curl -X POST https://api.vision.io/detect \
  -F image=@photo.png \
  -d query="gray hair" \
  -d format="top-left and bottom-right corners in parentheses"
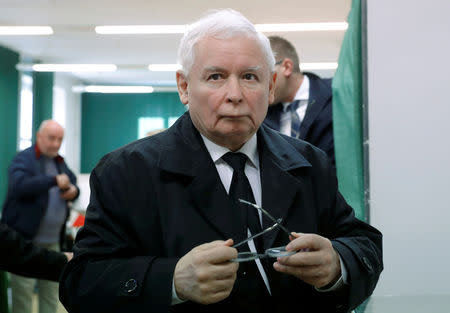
top-left (177, 9), bottom-right (275, 76)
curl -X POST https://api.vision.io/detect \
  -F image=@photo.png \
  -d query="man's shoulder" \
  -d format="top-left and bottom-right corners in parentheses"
top-left (95, 135), bottom-right (162, 172)
top-left (93, 113), bottom-right (193, 177)
top-left (305, 72), bottom-right (332, 90)
top-left (260, 124), bottom-right (329, 162)
top-left (11, 146), bottom-right (36, 163)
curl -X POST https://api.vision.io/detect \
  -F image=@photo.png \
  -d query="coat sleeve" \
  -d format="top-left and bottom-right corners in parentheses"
top-left (59, 153), bottom-right (178, 313)
top-left (62, 161), bottom-right (81, 201)
top-left (0, 223), bottom-right (67, 281)
top-left (8, 152), bottom-right (57, 198)
top-left (318, 156), bottom-right (383, 311)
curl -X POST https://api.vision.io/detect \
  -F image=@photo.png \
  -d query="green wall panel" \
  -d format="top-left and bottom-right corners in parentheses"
top-left (0, 46), bottom-right (19, 211)
top-left (0, 45), bottom-right (19, 313)
top-left (81, 92), bottom-right (185, 173)
top-left (32, 71), bottom-right (53, 139)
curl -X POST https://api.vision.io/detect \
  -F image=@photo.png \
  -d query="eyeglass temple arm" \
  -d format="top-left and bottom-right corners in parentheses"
top-left (232, 219), bottom-right (282, 248)
top-left (238, 199), bottom-right (292, 237)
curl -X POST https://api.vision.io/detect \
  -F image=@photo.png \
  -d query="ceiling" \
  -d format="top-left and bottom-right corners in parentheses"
top-left (0, 0), bottom-right (351, 87)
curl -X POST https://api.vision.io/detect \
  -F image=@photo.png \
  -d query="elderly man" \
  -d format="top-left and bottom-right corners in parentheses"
top-left (2, 119), bottom-right (79, 313)
top-left (60, 9), bottom-right (382, 313)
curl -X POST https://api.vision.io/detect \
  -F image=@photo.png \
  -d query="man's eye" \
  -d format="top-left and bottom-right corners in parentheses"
top-left (243, 73), bottom-right (257, 80)
top-left (208, 73), bottom-right (222, 80)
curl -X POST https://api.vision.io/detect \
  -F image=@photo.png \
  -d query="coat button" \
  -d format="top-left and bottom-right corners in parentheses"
top-left (125, 279), bottom-right (138, 293)
top-left (362, 257), bottom-right (373, 271)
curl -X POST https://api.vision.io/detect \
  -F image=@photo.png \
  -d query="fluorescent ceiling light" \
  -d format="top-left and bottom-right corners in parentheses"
top-left (255, 22), bottom-right (348, 32)
top-left (96, 25), bottom-right (187, 34)
top-left (32, 64), bottom-right (117, 72)
top-left (72, 85), bottom-right (154, 93)
top-left (0, 26), bottom-right (53, 35)
top-left (301, 62), bottom-right (338, 70)
top-left (95, 22), bottom-right (347, 35)
top-left (148, 64), bottom-right (182, 71)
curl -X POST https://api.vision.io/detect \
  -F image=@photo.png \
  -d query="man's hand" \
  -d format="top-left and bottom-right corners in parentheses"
top-left (64, 252), bottom-right (73, 262)
top-left (274, 233), bottom-right (341, 288)
top-left (60, 184), bottom-right (78, 200)
top-left (56, 174), bottom-right (70, 190)
top-left (174, 239), bottom-right (239, 305)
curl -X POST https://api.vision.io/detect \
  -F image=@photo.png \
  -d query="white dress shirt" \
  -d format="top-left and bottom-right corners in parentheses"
top-left (279, 74), bottom-right (310, 136)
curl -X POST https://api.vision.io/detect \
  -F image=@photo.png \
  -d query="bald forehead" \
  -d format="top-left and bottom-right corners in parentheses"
top-left (39, 121), bottom-right (64, 135)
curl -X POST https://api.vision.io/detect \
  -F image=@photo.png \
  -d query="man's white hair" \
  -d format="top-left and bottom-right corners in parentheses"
top-left (177, 9), bottom-right (275, 76)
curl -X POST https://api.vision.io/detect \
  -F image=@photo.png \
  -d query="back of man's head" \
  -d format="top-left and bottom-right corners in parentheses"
top-left (269, 36), bottom-right (301, 74)
top-left (177, 9), bottom-right (275, 77)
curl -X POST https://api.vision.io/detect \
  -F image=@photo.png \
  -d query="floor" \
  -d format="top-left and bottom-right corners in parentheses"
top-left (363, 295), bottom-right (450, 313)
top-left (31, 294), bottom-right (67, 313)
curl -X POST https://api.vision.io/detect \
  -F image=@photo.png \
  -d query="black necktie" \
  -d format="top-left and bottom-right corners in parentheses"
top-left (222, 152), bottom-right (264, 254)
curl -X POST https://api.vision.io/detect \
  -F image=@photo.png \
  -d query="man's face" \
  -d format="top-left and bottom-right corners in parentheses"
top-left (177, 36), bottom-right (276, 151)
top-left (36, 122), bottom-right (64, 158)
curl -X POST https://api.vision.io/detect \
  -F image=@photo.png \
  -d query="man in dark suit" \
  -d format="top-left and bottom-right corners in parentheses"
top-left (60, 9), bottom-right (382, 313)
top-left (264, 36), bottom-right (335, 167)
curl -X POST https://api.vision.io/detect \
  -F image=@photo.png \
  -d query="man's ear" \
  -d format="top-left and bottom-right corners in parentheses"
top-left (176, 71), bottom-right (189, 105)
top-left (269, 72), bottom-right (277, 105)
top-left (282, 58), bottom-right (295, 77)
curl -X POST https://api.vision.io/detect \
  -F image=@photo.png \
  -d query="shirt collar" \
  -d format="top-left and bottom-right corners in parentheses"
top-left (282, 74), bottom-right (310, 111)
top-left (201, 133), bottom-right (259, 169)
top-left (34, 144), bottom-right (64, 163)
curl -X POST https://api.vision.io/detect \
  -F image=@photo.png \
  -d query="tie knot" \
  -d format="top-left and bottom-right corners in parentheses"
top-left (222, 152), bottom-right (247, 172)
top-left (288, 99), bottom-right (300, 112)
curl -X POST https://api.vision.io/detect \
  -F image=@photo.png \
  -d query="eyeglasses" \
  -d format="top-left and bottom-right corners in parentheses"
top-left (231, 199), bottom-right (296, 262)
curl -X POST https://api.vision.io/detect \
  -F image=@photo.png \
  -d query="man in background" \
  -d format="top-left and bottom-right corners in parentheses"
top-left (1, 120), bottom-right (79, 313)
top-left (264, 35), bottom-right (335, 167)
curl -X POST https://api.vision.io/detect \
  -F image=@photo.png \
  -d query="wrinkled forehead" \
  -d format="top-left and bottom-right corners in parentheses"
top-left (40, 124), bottom-right (64, 138)
top-left (193, 35), bottom-right (268, 68)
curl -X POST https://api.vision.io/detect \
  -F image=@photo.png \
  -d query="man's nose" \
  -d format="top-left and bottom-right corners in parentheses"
top-left (226, 77), bottom-right (243, 104)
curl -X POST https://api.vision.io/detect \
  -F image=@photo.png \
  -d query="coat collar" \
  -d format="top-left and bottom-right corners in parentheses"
top-left (34, 144), bottom-right (64, 163)
top-left (158, 113), bottom-right (311, 247)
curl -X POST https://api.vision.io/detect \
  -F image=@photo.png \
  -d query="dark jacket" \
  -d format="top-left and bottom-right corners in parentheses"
top-left (264, 72), bottom-right (335, 167)
top-left (1, 145), bottom-right (79, 249)
top-left (0, 223), bottom-right (67, 281)
top-left (60, 113), bottom-right (382, 313)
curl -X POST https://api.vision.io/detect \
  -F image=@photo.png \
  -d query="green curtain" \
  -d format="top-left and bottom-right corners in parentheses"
top-left (332, 0), bottom-right (365, 221)
top-left (333, 2), bottom-right (371, 311)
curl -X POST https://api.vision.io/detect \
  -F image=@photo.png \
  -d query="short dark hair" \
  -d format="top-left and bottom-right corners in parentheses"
top-left (268, 35), bottom-right (301, 73)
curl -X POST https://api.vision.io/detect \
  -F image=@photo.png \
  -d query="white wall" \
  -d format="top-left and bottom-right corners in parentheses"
top-left (367, 0), bottom-right (450, 296)
top-left (53, 73), bottom-right (82, 174)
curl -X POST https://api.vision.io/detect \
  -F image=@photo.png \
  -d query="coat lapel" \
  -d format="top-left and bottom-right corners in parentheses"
top-left (299, 73), bottom-right (332, 140)
top-left (257, 126), bottom-right (312, 249)
top-left (158, 113), bottom-right (246, 243)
